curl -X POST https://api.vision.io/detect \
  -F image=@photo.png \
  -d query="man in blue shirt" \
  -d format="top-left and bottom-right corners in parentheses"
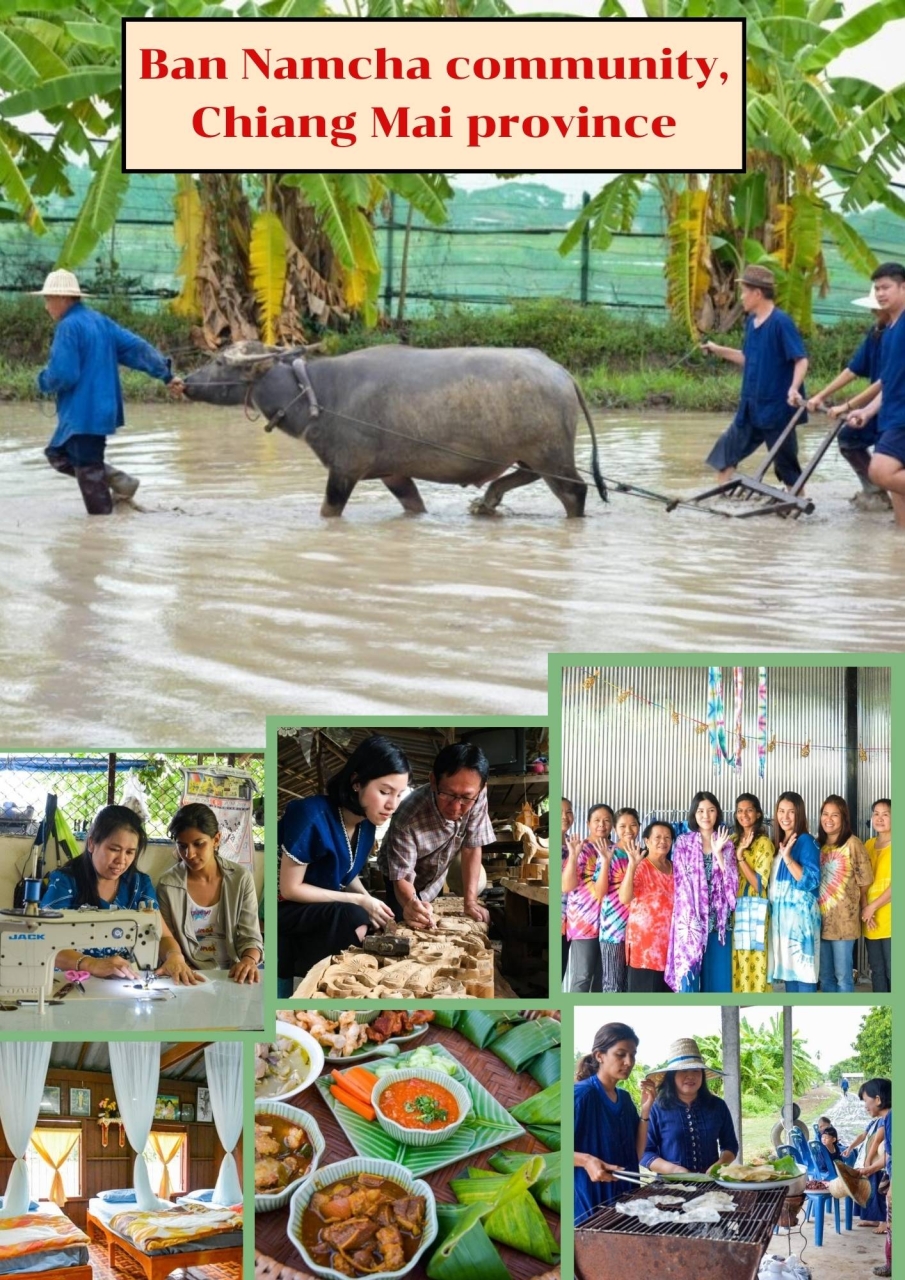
top-left (35, 269), bottom-right (183, 514)
top-left (702, 264), bottom-right (809, 487)
top-left (847, 262), bottom-right (905, 527)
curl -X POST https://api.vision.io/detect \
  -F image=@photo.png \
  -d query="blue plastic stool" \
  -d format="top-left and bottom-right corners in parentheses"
top-left (804, 1190), bottom-right (841, 1245)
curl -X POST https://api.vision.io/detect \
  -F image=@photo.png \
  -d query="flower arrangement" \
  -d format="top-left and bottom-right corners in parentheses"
top-left (97, 1097), bottom-right (120, 1121)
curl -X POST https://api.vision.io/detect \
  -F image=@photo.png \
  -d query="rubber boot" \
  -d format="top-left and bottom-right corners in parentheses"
top-left (74, 464), bottom-right (114, 515)
top-left (105, 464), bottom-right (140, 499)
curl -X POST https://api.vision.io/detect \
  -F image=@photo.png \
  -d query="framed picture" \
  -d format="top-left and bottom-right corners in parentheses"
top-left (180, 1102), bottom-right (194, 1123)
top-left (69, 1087), bottom-right (91, 1118)
top-left (40, 1086), bottom-right (61, 1116)
top-left (154, 1093), bottom-right (180, 1121)
top-left (197, 1088), bottom-right (212, 1123)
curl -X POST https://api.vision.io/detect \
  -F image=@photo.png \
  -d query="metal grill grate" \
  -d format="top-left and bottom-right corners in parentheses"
top-left (578, 1182), bottom-right (786, 1244)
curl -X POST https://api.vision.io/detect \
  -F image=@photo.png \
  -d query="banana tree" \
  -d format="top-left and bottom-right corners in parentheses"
top-left (560, 0), bottom-right (905, 334)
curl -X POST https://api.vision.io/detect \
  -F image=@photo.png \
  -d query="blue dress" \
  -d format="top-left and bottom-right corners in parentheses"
top-left (641, 1096), bottom-right (738, 1173)
top-left (574, 1076), bottom-right (639, 1223)
top-left (41, 866), bottom-right (158, 960)
top-left (768, 833), bottom-right (821, 986)
top-left (278, 795), bottom-right (374, 891)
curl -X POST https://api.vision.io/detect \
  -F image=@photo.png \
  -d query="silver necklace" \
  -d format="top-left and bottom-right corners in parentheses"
top-left (338, 810), bottom-right (359, 874)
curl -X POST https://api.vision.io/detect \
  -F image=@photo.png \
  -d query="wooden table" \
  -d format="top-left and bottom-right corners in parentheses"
top-left (255, 1023), bottom-right (560, 1280)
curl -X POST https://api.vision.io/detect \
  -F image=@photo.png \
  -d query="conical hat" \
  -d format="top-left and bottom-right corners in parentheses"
top-left (832, 1159), bottom-right (871, 1206)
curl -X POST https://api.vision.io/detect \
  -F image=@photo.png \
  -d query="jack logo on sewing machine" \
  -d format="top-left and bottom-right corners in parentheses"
top-left (8, 933), bottom-right (45, 940)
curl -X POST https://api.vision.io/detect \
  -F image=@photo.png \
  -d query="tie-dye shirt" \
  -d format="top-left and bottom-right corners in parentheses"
top-left (565, 841), bottom-right (602, 940)
top-left (819, 836), bottom-right (874, 940)
top-left (598, 849), bottom-right (631, 944)
top-left (625, 858), bottom-right (675, 971)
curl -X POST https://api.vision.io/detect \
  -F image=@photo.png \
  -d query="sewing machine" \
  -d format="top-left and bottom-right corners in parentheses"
top-left (0, 905), bottom-right (163, 1002)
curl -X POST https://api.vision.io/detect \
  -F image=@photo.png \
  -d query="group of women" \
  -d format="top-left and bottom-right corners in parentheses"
top-left (41, 802), bottom-right (264, 983)
top-left (574, 1024), bottom-right (738, 1223)
top-left (562, 792), bottom-right (892, 994)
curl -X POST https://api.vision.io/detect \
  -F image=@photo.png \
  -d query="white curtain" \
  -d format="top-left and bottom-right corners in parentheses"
top-left (0, 1043), bottom-right (52, 1217)
top-left (108, 1044), bottom-right (170, 1211)
top-left (204, 1043), bottom-right (243, 1205)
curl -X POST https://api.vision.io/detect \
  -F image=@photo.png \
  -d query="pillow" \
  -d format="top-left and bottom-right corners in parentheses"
top-left (97, 1189), bottom-right (138, 1203)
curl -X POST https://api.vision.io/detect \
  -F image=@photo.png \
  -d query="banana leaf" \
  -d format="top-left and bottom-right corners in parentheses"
top-left (428, 1163), bottom-right (540, 1280)
top-left (527, 1046), bottom-right (561, 1089)
top-left (491, 1017), bottom-right (561, 1072)
top-left (524, 1124), bottom-right (561, 1150)
top-left (450, 1167), bottom-right (560, 1264)
top-left (426, 1202), bottom-right (510, 1280)
top-left (510, 1080), bottom-right (560, 1126)
top-left (455, 1008), bottom-right (523, 1049)
top-left (430, 1010), bottom-right (461, 1029)
top-left (487, 1149), bottom-right (561, 1215)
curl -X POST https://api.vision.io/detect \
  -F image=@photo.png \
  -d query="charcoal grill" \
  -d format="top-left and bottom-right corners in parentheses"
top-left (575, 1181), bottom-right (787, 1280)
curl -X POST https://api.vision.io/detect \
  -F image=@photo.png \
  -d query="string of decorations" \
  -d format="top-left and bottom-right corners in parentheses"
top-left (579, 670), bottom-right (888, 760)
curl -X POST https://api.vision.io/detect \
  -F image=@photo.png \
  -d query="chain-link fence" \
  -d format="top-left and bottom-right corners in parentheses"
top-left (3, 141), bottom-right (903, 323)
top-left (0, 753), bottom-right (265, 843)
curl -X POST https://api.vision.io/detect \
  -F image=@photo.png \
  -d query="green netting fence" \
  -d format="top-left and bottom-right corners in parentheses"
top-left (3, 142), bottom-right (903, 323)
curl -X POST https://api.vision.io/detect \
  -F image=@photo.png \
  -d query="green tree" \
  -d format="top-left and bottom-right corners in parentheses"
top-left (855, 1006), bottom-right (892, 1080)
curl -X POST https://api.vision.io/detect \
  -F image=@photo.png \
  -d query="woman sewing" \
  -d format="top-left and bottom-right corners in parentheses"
top-left (156, 802), bottom-right (263, 983)
top-left (641, 1037), bottom-right (738, 1175)
top-left (41, 805), bottom-right (201, 984)
top-left (277, 735), bottom-right (410, 997)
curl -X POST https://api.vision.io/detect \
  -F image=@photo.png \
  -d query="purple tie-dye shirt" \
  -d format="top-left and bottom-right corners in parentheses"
top-left (665, 831), bottom-right (738, 991)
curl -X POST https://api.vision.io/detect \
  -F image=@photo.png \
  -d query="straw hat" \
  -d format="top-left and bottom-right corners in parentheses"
top-left (644, 1037), bottom-right (725, 1087)
top-left (852, 285), bottom-right (881, 309)
top-left (740, 264), bottom-right (775, 291)
top-left (830, 1160), bottom-right (871, 1206)
top-left (32, 269), bottom-right (86, 297)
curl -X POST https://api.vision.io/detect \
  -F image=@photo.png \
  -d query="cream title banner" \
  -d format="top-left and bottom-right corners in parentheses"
top-left (122, 18), bottom-right (744, 172)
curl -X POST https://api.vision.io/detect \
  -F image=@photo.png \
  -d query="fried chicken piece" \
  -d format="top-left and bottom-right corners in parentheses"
top-left (254, 1124), bottom-right (280, 1157)
top-left (405, 1010), bottom-right (435, 1029)
top-left (376, 1225), bottom-right (405, 1271)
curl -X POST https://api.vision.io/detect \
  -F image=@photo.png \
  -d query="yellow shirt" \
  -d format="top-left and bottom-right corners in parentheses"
top-left (864, 837), bottom-right (891, 940)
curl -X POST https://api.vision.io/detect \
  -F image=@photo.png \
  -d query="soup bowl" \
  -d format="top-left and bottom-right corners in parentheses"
top-left (254, 1099), bottom-right (325, 1213)
top-left (372, 1067), bottom-right (471, 1148)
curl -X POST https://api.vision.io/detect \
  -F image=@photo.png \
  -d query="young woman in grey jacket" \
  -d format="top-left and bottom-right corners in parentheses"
top-left (156, 803), bottom-right (264, 983)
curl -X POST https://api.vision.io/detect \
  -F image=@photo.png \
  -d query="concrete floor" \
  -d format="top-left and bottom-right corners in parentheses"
top-left (770, 1208), bottom-right (888, 1278)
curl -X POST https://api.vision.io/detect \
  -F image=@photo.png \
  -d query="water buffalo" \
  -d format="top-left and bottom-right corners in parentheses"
top-left (182, 342), bottom-right (606, 517)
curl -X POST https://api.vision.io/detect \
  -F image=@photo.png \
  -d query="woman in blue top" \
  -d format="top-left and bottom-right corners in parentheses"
top-left (573, 1021), bottom-right (655, 1225)
top-left (41, 805), bottom-right (199, 984)
top-left (641, 1037), bottom-right (738, 1175)
top-left (278, 735), bottom-right (411, 993)
top-left (768, 791), bottom-right (821, 992)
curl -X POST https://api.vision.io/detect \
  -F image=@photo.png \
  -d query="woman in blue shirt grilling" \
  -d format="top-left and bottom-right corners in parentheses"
top-left (641, 1037), bottom-right (738, 1175)
top-left (277, 735), bottom-right (411, 995)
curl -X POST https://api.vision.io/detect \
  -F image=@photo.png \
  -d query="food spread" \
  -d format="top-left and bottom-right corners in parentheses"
top-left (278, 1009), bottom-right (435, 1058)
top-left (302, 1172), bottom-right (427, 1277)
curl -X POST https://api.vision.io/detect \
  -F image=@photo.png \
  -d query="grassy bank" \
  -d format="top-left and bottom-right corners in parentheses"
top-left (2, 296), bottom-right (872, 412)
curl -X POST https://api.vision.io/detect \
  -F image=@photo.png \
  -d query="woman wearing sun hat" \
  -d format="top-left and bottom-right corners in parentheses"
top-left (640, 1037), bottom-right (738, 1175)
top-left (34, 268), bottom-right (183, 514)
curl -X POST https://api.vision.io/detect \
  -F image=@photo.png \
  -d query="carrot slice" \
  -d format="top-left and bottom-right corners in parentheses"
top-left (330, 1070), bottom-right (373, 1105)
top-left (329, 1086), bottom-right (376, 1123)
top-left (343, 1066), bottom-right (380, 1096)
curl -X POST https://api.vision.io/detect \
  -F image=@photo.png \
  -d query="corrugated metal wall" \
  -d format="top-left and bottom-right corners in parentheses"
top-left (562, 666), bottom-right (890, 840)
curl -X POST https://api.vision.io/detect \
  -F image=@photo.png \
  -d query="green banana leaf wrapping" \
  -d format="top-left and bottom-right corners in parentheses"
top-left (426, 1202), bottom-right (510, 1280)
top-left (510, 1080), bottom-right (561, 1126)
top-left (455, 1009), bottom-right (523, 1049)
top-left (491, 1017), bottom-right (562, 1072)
top-left (487, 1149), bottom-right (561, 1215)
top-left (527, 1046), bottom-right (561, 1089)
top-left (524, 1124), bottom-right (562, 1150)
top-left (450, 1166), bottom-right (560, 1264)
top-left (430, 1010), bottom-right (461, 1029)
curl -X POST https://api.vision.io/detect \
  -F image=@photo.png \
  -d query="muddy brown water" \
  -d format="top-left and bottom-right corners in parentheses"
top-left (1, 403), bottom-right (902, 744)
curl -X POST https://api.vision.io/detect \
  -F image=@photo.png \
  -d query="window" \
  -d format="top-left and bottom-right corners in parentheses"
top-left (144, 1131), bottom-right (187, 1197)
top-left (26, 1129), bottom-right (81, 1200)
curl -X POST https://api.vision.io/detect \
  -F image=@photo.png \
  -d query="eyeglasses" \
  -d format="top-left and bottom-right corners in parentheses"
top-left (436, 788), bottom-right (478, 809)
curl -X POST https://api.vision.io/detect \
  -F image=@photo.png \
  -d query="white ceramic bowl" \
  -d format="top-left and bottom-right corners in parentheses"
top-left (372, 1067), bottom-right (471, 1148)
top-left (287, 1157), bottom-right (437, 1280)
top-left (255, 1024), bottom-right (325, 1104)
top-left (254, 1100), bottom-right (325, 1214)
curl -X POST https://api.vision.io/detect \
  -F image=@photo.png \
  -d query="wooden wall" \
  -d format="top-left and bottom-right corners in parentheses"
top-left (0, 1067), bottom-right (242, 1231)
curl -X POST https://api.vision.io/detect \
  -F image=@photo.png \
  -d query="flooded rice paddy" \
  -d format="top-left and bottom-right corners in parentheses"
top-left (0, 401), bottom-right (902, 744)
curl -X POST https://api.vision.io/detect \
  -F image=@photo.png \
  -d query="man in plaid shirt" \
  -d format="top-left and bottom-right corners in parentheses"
top-left (380, 742), bottom-right (495, 928)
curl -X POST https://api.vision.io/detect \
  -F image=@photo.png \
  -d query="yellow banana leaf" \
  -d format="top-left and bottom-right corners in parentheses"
top-left (171, 174), bottom-right (202, 318)
top-left (249, 210), bottom-right (288, 346)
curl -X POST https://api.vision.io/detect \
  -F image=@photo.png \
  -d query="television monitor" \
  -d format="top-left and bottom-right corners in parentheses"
top-left (459, 728), bottom-right (526, 776)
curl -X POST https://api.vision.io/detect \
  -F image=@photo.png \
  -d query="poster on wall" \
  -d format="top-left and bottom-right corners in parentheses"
top-left (179, 766), bottom-right (256, 867)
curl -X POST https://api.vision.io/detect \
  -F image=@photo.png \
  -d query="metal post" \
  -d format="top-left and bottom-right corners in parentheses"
top-left (383, 191), bottom-right (395, 316)
top-left (782, 1005), bottom-right (795, 1145)
top-left (106, 753), bottom-right (117, 805)
top-left (579, 191), bottom-right (590, 306)
top-left (844, 666), bottom-right (859, 828)
top-left (721, 1006), bottom-right (742, 1161)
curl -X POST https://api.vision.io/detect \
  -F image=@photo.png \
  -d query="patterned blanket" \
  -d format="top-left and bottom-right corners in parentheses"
top-left (109, 1202), bottom-right (242, 1253)
top-left (0, 1212), bottom-right (89, 1260)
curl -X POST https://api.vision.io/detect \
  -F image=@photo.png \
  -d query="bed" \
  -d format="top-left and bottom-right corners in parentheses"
top-left (0, 1203), bottom-right (91, 1280)
top-left (86, 1198), bottom-right (241, 1280)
